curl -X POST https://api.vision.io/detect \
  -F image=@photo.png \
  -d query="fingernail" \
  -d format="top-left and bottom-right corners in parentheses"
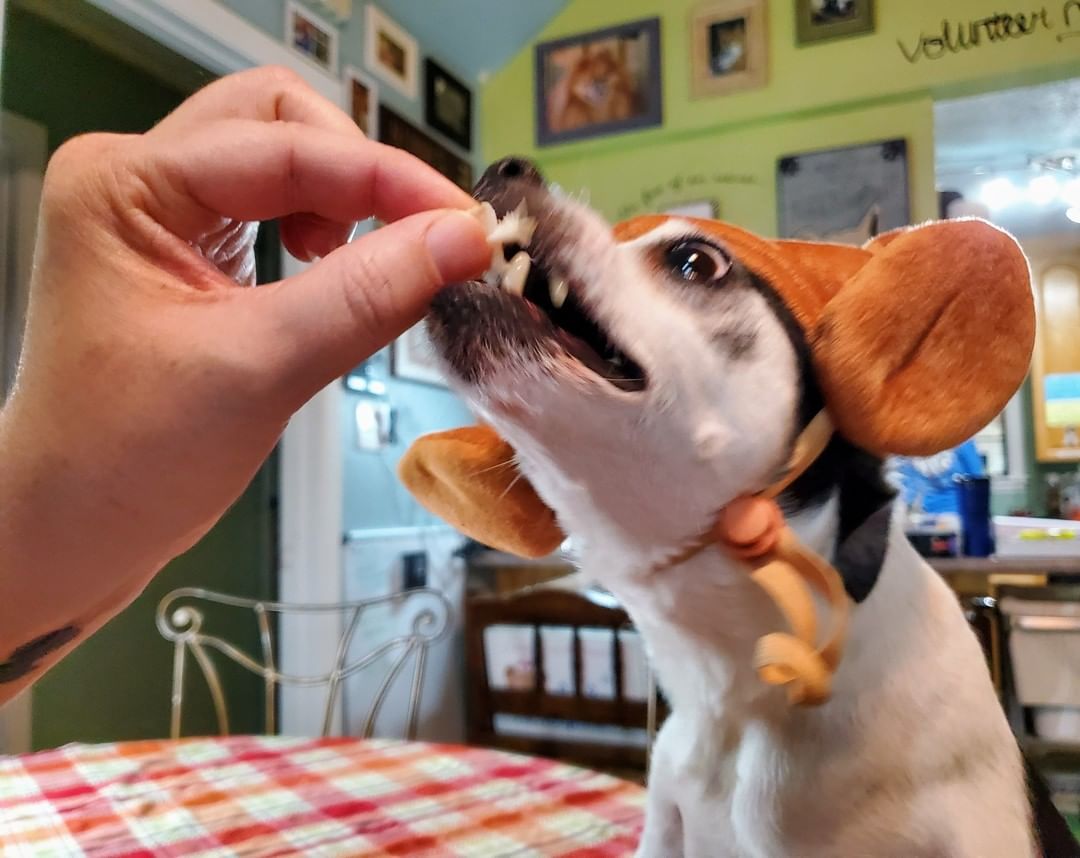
top-left (426, 210), bottom-right (490, 282)
top-left (468, 201), bottom-right (498, 235)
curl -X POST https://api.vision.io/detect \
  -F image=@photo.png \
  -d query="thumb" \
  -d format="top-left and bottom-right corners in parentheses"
top-left (255, 208), bottom-right (489, 395)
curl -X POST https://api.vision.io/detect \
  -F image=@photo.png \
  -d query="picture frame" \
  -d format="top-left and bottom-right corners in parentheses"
top-left (424, 59), bottom-right (472, 151)
top-left (795, 0), bottom-right (875, 45)
top-left (379, 105), bottom-right (473, 191)
top-left (285, 1), bottom-right (339, 73)
top-left (535, 17), bottom-right (663, 147)
top-left (392, 321), bottom-right (445, 387)
top-left (343, 66), bottom-right (378, 138)
top-left (365, 4), bottom-right (419, 100)
top-left (664, 200), bottom-right (720, 219)
top-left (776, 138), bottom-right (909, 244)
top-left (690, 0), bottom-right (768, 99)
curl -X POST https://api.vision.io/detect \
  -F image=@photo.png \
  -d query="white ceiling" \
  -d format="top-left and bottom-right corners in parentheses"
top-left (935, 77), bottom-right (1080, 236)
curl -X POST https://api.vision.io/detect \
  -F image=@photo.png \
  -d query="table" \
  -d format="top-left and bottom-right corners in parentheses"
top-left (0, 736), bottom-right (645, 856)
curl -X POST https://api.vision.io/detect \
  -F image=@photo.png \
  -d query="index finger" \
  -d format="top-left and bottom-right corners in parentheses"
top-left (152, 66), bottom-right (361, 140)
top-left (139, 119), bottom-right (475, 240)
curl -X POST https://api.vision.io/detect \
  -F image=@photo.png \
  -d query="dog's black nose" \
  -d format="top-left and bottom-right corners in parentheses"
top-left (479, 157), bottom-right (544, 189)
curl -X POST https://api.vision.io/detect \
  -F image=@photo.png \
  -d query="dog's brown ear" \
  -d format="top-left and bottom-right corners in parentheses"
top-left (811, 219), bottom-right (1034, 457)
top-left (399, 425), bottom-right (565, 558)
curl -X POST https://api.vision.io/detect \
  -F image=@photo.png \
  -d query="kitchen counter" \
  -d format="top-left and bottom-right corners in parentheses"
top-left (931, 555), bottom-right (1080, 575)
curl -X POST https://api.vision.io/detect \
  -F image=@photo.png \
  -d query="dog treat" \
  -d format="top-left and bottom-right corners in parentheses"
top-left (474, 200), bottom-right (575, 309)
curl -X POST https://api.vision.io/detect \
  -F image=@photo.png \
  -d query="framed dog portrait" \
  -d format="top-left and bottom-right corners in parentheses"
top-left (425, 59), bottom-right (472, 151)
top-left (379, 106), bottom-right (473, 191)
top-left (777, 139), bottom-right (909, 243)
top-left (795, 0), bottom-right (875, 45)
top-left (690, 0), bottom-right (768, 98)
top-left (365, 4), bottom-right (418, 99)
top-left (344, 66), bottom-right (378, 138)
top-left (285, 1), bottom-right (338, 73)
top-left (535, 17), bottom-right (663, 147)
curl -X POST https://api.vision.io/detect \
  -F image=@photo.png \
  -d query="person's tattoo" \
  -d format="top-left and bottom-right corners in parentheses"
top-left (0, 626), bottom-right (79, 683)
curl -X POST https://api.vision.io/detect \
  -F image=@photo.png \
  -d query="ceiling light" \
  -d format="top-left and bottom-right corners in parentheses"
top-left (1067, 207), bottom-right (1080, 225)
top-left (979, 178), bottom-right (1020, 210)
top-left (1063, 179), bottom-right (1080, 208)
top-left (1028, 175), bottom-right (1060, 205)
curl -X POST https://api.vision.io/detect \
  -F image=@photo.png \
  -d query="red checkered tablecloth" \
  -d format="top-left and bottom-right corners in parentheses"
top-left (0, 736), bottom-right (644, 856)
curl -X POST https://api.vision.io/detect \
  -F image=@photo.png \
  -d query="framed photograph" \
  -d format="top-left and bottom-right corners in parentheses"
top-left (379, 105), bottom-right (473, 191)
top-left (795, 0), bottom-right (875, 45)
top-left (535, 17), bottom-right (663, 147)
top-left (777, 138), bottom-right (909, 244)
top-left (285, 1), bottom-right (338, 72)
top-left (425, 59), bottom-right (472, 151)
top-left (365, 4), bottom-right (418, 99)
top-left (392, 321), bottom-right (445, 386)
top-left (665, 200), bottom-right (719, 219)
top-left (691, 0), bottom-right (768, 98)
top-left (344, 66), bottom-right (378, 137)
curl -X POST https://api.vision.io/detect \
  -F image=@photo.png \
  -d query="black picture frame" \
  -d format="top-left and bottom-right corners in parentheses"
top-left (776, 138), bottom-right (909, 243)
top-left (535, 17), bottom-right (663, 147)
top-left (379, 105), bottom-right (473, 192)
top-left (424, 58), bottom-right (472, 151)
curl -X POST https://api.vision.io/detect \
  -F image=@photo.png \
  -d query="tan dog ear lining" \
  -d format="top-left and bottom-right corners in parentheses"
top-left (398, 426), bottom-right (565, 559)
top-left (811, 219), bottom-right (1034, 457)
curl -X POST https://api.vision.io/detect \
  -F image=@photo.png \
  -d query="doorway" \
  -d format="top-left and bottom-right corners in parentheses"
top-left (0, 0), bottom-right (280, 748)
top-left (934, 74), bottom-right (1080, 831)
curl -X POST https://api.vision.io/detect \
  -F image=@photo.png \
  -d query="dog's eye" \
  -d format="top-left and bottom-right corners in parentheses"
top-left (664, 240), bottom-right (732, 285)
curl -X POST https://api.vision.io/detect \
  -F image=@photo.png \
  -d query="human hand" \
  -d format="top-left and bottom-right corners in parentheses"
top-left (0, 67), bottom-right (488, 676)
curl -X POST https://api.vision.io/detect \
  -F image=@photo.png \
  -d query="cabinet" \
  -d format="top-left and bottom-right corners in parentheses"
top-left (1027, 235), bottom-right (1080, 462)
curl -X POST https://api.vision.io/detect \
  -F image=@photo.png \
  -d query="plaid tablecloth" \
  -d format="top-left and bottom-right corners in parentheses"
top-left (0, 736), bottom-right (644, 857)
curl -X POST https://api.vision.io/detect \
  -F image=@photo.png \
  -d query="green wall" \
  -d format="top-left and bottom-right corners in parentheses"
top-left (482, 0), bottom-right (1080, 231)
top-left (2, 5), bottom-right (276, 748)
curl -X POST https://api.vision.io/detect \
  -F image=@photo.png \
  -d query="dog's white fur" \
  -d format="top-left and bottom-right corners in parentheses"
top-left (447, 202), bottom-right (1034, 857)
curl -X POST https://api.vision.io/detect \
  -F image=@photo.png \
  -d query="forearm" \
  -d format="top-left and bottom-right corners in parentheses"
top-left (0, 404), bottom-right (164, 705)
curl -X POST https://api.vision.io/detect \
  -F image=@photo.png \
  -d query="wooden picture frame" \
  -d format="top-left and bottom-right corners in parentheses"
top-left (795, 0), bottom-right (875, 45)
top-left (379, 105), bottom-right (473, 191)
top-left (343, 66), bottom-right (378, 138)
top-left (690, 0), bottom-right (768, 99)
top-left (285, 1), bottom-right (339, 73)
top-left (535, 17), bottom-right (663, 147)
top-left (365, 4), bottom-right (419, 99)
top-left (424, 59), bottom-right (472, 151)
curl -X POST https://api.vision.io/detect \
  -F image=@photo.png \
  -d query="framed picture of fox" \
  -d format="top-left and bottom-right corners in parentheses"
top-left (535, 18), bottom-right (663, 146)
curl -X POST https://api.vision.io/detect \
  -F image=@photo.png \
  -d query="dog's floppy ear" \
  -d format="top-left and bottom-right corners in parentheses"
top-left (811, 219), bottom-right (1034, 457)
top-left (399, 425), bottom-right (565, 558)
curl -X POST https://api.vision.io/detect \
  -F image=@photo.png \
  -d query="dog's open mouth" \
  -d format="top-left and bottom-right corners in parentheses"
top-left (477, 205), bottom-right (647, 394)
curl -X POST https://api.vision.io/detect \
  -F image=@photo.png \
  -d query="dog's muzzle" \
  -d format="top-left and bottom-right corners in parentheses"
top-left (426, 157), bottom-right (647, 393)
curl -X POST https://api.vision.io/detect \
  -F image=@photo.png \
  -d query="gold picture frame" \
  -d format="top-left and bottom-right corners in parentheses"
top-left (690, 0), bottom-right (768, 99)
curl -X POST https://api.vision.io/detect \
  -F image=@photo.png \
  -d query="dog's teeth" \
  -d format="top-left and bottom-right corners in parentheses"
top-left (504, 251), bottom-right (531, 295)
top-left (549, 278), bottom-right (569, 308)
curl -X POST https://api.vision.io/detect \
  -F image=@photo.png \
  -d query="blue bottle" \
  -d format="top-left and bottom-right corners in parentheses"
top-left (955, 475), bottom-right (994, 557)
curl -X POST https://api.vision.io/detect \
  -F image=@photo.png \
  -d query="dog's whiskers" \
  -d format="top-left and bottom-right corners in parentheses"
top-left (495, 471), bottom-right (524, 502)
top-left (470, 458), bottom-right (516, 477)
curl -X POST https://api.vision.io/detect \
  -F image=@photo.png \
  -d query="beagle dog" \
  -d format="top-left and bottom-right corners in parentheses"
top-left (401, 158), bottom-right (1076, 857)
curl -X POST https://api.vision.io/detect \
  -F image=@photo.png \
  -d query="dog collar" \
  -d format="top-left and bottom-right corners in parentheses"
top-left (650, 412), bottom-right (848, 706)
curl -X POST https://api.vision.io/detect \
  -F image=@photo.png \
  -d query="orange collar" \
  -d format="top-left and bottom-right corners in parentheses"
top-left (651, 412), bottom-right (849, 706)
